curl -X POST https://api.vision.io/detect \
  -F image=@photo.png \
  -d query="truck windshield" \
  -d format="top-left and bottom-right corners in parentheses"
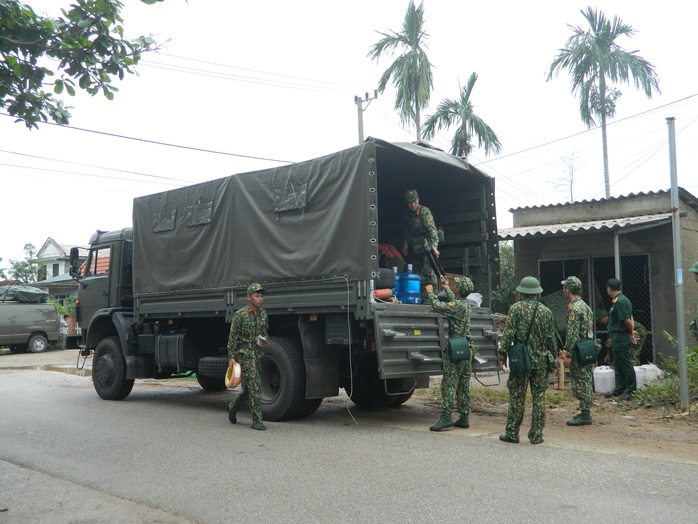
top-left (84, 247), bottom-right (111, 277)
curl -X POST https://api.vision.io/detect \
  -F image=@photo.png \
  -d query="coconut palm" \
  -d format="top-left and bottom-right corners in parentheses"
top-left (547, 7), bottom-right (660, 198)
top-left (367, 1), bottom-right (433, 140)
top-left (421, 72), bottom-right (501, 158)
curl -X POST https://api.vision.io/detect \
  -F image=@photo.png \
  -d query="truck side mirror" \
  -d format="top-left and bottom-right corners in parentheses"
top-left (69, 247), bottom-right (81, 280)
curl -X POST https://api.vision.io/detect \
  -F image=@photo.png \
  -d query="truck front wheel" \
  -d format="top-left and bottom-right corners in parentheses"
top-left (93, 336), bottom-right (134, 400)
top-left (260, 337), bottom-right (306, 421)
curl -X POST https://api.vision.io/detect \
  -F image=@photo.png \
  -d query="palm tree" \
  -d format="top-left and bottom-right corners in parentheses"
top-left (547, 7), bottom-right (660, 198)
top-left (421, 72), bottom-right (501, 158)
top-left (367, 1), bottom-right (433, 140)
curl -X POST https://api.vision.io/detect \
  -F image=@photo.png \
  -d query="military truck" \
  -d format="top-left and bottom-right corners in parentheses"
top-left (70, 138), bottom-right (500, 421)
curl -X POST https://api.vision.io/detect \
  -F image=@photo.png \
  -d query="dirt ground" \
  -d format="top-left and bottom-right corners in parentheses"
top-left (2, 348), bottom-right (697, 464)
top-left (414, 373), bottom-right (698, 464)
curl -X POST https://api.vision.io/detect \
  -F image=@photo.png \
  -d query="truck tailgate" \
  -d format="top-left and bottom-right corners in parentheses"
top-left (372, 303), bottom-right (447, 379)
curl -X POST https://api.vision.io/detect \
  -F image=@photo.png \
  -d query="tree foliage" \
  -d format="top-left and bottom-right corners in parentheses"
top-left (5, 243), bottom-right (42, 283)
top-left (0, 0), bottom-right (157, 128)
top-left (546, 7), bottom-right (659, 197)
top-left (421, 72), bottom-right (501, 158)
top-left (491, 241), bottom-right (515, 315)
top-left (367, 0), bottom-right (433, 140)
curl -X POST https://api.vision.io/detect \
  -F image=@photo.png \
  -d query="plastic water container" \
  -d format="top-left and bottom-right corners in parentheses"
top-left (593, 366), bottom-right (615, 394)
top-left (401, 264), bottom-right (421, 304)
top-left (642, 364), bottom-right (660, 384)
top-left (634, 365), bottom-right (647, 390)
top-left (392, 267), bottom-right (401, 299)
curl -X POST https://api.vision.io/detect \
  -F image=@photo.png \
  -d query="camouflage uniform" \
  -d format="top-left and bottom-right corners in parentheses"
top-left (499, 297), bottom-right (557, 443)
top-left (427, 278), bottom-right (472, 419)
top-left (563, 295), bottom-right (595, 413)
top-left (402, 193), bottom-right (439, 295)
top-left (690, 262), bottom-right (698, 342)
top-left (629, 321), bottom-right (648, 365)
top-left (227, 288), bottom-right (269, 426)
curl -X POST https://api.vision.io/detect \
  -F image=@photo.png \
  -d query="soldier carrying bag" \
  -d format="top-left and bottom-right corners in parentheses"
top-left (508, 302), bottom-right (539, 373)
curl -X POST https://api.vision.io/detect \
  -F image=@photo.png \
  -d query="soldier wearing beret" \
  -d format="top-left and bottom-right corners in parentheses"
top-left (401, 189), bottom-right (440, 301)
top-left (227, 283), bottom-right (269, 430)
top-left (425, 276), bottom-right (474, 432)
top-left (561, 276), bottom-right (595, 426)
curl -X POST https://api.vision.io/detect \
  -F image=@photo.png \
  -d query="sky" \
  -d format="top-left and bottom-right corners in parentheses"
top-left (2, 0), bottom-right (697, 270)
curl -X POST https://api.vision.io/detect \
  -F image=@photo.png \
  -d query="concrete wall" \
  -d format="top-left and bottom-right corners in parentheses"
top-left (511, 190), bottom-right (698, 362)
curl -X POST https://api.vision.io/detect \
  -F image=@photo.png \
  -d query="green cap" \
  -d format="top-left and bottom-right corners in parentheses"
top-left (516, 276), bottom-right (543, 294)
top-left (455, 276), bottom-right (474, 295)
top-left (246, 282), bottom-right (265, 295)
top-left (689, 262), bottom-right (698, 273)
top-left (404, 189), bottom-right (419, 202)
top-left (561, 276), bottom-right (582, 293)
top-left (594, 309), bottom-right (609, 321)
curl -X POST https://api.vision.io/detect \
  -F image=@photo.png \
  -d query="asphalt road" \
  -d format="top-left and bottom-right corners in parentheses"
top-left (0, 351), bottom-right (696, 523)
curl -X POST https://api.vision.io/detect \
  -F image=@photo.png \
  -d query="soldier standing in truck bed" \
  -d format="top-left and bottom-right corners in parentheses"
top-left (401, 189), bottom-right (440, 301)
top-left (227, 283), bottom-right (269, 430)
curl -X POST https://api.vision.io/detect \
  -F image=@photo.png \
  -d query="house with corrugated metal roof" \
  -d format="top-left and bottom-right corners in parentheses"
top-left (499, 188), bottom-right (698, 362)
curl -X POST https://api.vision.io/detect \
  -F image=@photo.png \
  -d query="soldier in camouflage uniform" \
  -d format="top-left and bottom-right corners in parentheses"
top-left (425, 276), bottom-right (474, 431)
top-left (561, 276), bottom-right (595, 426)
top-left (227, 283), bottom-right (269, 430)
top-left (401, 189), bottom-right (440, 301)
top-left (498, 276), bottom-right (557, 445)
top-left (629, 321), bottom-right (648, 365)
top-left (689, 262), bottom-right (698, 343)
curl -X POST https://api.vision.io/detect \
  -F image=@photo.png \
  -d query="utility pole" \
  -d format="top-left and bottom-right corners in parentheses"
top-left (667, 117), bottom-right (689, 412)
top-left (354, 91), bottom-right (377, 144)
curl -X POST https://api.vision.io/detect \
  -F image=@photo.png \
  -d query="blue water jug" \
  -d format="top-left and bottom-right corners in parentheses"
top-left (401, 264), bottom-right (421, 304)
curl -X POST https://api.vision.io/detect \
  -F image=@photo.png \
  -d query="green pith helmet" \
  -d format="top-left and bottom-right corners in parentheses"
top-left (516, 276), bottom-right (543, 295)
top-left (689, 262), bottom-right (698, 273)
top-left (594, 309), bottom-right (609, 321)
top-left (561, 276), bottom-right (582, 293)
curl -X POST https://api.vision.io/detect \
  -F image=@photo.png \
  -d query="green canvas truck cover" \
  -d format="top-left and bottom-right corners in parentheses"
top-left (132, 138), bottom-right (496, 296)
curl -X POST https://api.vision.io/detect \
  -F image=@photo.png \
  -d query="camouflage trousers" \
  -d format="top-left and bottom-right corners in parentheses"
top-left (414, 254), bottom-right (438, 303)
top-left (570, 358), bottom-right (593, 412)
top-left (504, 367), bottom-right (547, 442)
top-left (440, 350), bottom-right (471, 416)
top-left (229, 348), bottom-right (263, 424)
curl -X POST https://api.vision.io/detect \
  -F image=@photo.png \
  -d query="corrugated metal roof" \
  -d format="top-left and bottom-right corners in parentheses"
top-left (508, 188), bottom-right (698, 213)
top-left (499, 212), bottom-right (673, 240)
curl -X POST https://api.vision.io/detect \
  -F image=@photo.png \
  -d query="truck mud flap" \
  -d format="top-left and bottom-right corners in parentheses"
top-left (372, 303), bottom-right (447, 379)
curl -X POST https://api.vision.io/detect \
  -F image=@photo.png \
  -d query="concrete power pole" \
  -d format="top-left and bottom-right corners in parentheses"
top-left (354, 91), bottom-right (377, 144)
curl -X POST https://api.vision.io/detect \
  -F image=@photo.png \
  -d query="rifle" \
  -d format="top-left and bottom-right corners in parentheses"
top-left (423, 241), bottom-right (447, 281)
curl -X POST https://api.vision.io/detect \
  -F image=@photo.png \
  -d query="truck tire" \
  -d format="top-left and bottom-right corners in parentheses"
top-left (27, 334), bottom-right (49, 353)
top-left (374, 268), bottom-right (396, 290)
top-left (196, 374), bottom-right (227, 392)
top-left (296, 398), bottom-right (323, 419)
top-left (260, 336), bottom-right (306, 421)
top-left (93, 336), bottom-right (135, 400)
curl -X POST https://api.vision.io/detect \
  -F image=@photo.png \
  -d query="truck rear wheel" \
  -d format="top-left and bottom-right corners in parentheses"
top-left (260, 337), bottom-right (306, 421)
top-left (93, 336), bottom-right (134, 400)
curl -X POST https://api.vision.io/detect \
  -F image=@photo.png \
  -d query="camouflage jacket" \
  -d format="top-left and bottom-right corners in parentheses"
top-left (227, 306), bottom-right (269, 358)
top-left (630, 321), bottom-right (648, 352)
top-left (499, 298), bottom-right (557, 369)
top-left (427, 287), bottom-right (471, 338)
top-left (563, 297), bottom-right (594, 354)
top-left (402, 204), bottom-right (439, 250)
